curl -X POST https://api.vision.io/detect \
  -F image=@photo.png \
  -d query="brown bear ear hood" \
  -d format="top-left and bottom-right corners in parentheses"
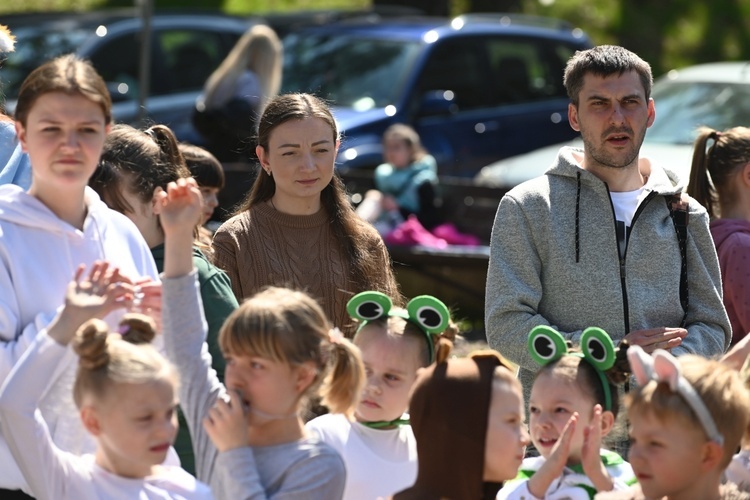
top-left (394, 351), bottom-right (515, 500)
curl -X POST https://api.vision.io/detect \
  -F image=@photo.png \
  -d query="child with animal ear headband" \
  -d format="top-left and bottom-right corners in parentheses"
top-left (306, 291), bottom-right (458, 500)
top-left (498, 325), bottom-right (635, 500)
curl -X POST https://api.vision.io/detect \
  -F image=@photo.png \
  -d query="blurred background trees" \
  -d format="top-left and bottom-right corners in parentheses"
top-left (2, 0), bottom-right (750, 77)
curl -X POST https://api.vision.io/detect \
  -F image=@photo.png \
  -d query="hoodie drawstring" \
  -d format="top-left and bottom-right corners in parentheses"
top-left (575, 171), bottom-right (581, 263)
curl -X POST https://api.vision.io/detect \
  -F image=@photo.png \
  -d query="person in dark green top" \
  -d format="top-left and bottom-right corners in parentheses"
top-left (89, 123), bottom-right (239, 475)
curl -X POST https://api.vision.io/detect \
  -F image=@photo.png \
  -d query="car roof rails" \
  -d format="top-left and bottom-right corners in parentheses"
top-left (454, 13), bottom-right (574, 31)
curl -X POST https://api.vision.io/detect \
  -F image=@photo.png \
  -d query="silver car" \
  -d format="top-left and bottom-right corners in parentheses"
top-left (475, 61), bottom-right (750, 187)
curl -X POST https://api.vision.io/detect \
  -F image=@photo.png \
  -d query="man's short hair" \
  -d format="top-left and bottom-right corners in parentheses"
top-left (564, 45), bottom-right (653, 106)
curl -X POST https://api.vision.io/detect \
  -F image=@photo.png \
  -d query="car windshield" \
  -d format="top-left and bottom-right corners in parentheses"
top-left (281, 32), bottom-right (421, 110)
top-left (1, 26), bottom-right (90, 102)
top-left (648, 80), bottom-right (750, 145)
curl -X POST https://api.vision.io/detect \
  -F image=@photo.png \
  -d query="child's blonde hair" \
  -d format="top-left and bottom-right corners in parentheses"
top-left (219, 286), bottom-right (365, 417)
top-left (354, 312), bottom-right (458, 367)
top-left (627, 355), bottom-right (750, 468)
top-left (72, 314), bottom-right (176, 408)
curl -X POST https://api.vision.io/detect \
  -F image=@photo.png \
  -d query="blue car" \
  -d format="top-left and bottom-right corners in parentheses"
top-left (282, 13), bottom-right (593, 177)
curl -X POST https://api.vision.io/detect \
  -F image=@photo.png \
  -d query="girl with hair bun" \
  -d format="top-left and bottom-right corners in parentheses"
top-left (0, 261), bottom-right (211, 499)
top-left (158, 177), bottom-right (366, 498)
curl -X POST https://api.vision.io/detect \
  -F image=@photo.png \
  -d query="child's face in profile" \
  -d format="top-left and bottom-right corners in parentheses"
top-left (484, 377), bottom-right (529, 482)
top-left (354, 325), bottom-right (423, 424)
top-left (528, 369), bottom-right (601, 465)
top-left (628, 410), bottom-right (709, 499)
top-left (383, 137), bottom-right (411, 169)
top-left (198, 186), bottom-right (220, 224)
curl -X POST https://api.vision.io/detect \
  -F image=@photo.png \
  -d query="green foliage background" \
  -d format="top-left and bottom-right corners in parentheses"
top-left (2, 0), bottom-right (749, 76)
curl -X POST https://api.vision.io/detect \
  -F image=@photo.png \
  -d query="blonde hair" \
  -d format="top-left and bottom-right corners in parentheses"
top-left (219, 287), bottom-right (365, 417)
top-left (353, 311), bottom-right (458, 367)
top-left (627, 355), bottom-right (750, 468)
top-left (72, 314), bottom-right (176, 407)
top-left (203, 24), bottom-right (282, 111)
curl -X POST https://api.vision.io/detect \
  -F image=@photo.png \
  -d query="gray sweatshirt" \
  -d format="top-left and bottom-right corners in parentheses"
top-left (162, 272), bottom-right (346, 499)
top-left (485, 147), bottom-right (730, 395)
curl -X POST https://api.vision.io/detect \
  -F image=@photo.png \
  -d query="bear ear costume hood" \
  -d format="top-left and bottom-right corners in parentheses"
top-left (394, 351), bottom-right (515, 500)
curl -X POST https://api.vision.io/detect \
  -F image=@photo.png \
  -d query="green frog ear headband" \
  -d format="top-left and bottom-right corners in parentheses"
top-left (528, 325), bottom-right (616, 411)
top-left (347, 291), bottom-right (450, 364)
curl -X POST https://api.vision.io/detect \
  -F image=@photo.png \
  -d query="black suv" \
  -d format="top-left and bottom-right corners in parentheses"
top-left (282, 14), bottom-right (593, 177)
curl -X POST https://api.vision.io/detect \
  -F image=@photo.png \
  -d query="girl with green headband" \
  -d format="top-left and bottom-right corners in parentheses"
top-left (306, 291), bottom-right (457, 500)
top-left (498, 326), bottom-right (635, 499)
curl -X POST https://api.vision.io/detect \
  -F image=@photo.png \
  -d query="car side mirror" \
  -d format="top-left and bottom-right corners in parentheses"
top-left (417, 90), bottom-right (457, 117)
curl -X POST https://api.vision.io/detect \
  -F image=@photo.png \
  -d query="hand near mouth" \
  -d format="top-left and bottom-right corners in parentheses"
top-left (204, 389), bottom-right (250, 452)
top-left (528, 412), bottom-right (577, 498)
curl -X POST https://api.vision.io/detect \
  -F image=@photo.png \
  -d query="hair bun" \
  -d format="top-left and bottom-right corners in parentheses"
top-left (73, 319), bottom-right (110, 370)
top-left (118, 313), bottom-right (157, 345)
top-left (605, 339), bottom-right (632, 385)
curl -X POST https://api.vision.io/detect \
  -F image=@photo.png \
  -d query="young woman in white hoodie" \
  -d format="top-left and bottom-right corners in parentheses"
top-left (0, 54), bottom-right (159, 498)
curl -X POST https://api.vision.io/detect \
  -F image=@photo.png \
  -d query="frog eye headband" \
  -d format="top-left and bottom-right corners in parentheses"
top-left (528, 325), bottom-right (616, 411)
top-left (347, 291), bottom-right (450, 364)
top-left (627, 345), bottom-right (723, 446)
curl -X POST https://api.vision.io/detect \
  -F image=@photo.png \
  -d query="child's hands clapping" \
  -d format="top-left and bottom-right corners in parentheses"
top-left (204, 390), bottom-right (249, 453)
top-left (582, 404), bottom-right (615, 492)
top-left (528, 412), bottom-right (578, 498)
top-left (50, 261), bottom-right (133, 345)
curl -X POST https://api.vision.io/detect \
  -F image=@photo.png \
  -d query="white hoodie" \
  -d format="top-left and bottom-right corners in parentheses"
top-left (0, 184), bottom-right (158, 492)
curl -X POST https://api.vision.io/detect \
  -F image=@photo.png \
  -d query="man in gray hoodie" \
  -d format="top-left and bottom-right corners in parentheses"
top-left (485, 45), bottom-right (730, 402)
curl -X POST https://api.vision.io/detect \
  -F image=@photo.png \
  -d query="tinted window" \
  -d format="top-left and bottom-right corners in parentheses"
top-left (1, 26), bottom-right (90, 100)
top-left (487, 37), bottom-right (572, 104)
top-left (417, 37), bottom-right (494, 110)
top-left (649, 81), bottom-right (750, 144)
top-left (160, 29), bottom-right (227, 94)
top-left (282, 32), bottom-right (421, 109)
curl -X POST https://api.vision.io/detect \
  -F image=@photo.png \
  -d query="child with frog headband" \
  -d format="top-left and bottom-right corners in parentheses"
top-left (597, 346), bottom-right (750, 500)
top-left (498, 325), bottom-right (636, 499)
top-left (306, 291), bottom-right (458, 500)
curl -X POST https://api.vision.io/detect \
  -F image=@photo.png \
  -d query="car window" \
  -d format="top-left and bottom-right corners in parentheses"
top-left (487, 37), bottom-right (572, 104)
top-left (649, 81), bottom-right (750, 144)
top-left (1, 26), bottom-right (90, 101)
top-left (282, 32), bottom-right (421, 109)
top-left (159, 29), bottom-right (227, 94)
top-left (416, 37), bottom-right (494, 110)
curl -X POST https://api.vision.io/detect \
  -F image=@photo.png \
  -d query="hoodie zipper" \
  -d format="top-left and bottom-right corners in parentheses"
top-left (606, 186), bottom-right (658, 334)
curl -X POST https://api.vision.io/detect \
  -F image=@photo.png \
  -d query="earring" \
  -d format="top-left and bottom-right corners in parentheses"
top-left (266, 169), bottom-right (272, 177)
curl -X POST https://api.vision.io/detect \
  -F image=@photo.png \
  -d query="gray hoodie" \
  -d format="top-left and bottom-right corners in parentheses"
top-left (485, 147), bottom-right (730, 395)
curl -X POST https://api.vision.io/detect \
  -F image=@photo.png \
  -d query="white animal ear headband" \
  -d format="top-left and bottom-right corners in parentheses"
top-left (627, 345), bottom-right (723, 446)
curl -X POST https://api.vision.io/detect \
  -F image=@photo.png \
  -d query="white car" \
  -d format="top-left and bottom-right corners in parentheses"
top-left (475, 61), bottom-right (750, 187)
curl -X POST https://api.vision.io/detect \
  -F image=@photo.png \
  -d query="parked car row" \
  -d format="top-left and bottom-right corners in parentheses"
top-left (1, 9), bottom-right (593, 178)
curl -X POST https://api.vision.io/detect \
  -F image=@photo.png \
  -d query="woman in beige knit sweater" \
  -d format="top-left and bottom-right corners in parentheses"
top-left (211, 93), bottom-right (402, 336)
